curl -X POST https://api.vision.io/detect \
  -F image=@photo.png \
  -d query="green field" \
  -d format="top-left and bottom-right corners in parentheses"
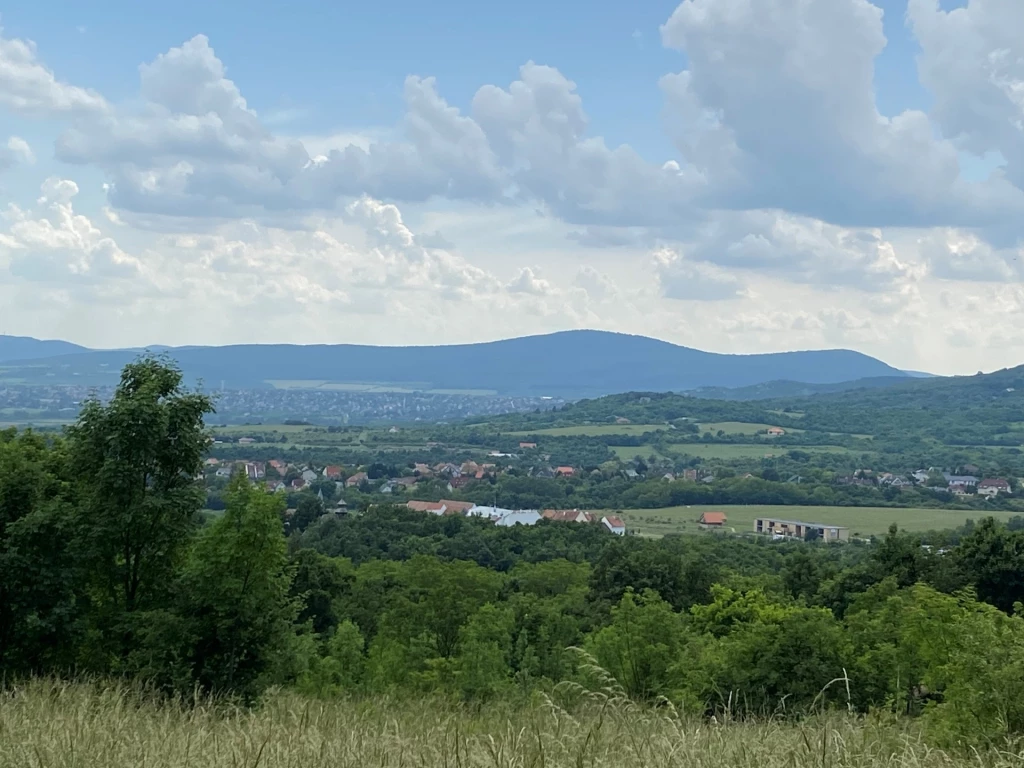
top-left (612, 443), bottom-right (854, 460)
top-left (698, 421), bottom-right (804, 435)
top-left (513, 424), bottom-right (669, 437)
top-left (617, 504), bottom-right (1017, 538)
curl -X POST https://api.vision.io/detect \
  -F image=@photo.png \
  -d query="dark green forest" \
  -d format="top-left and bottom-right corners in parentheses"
top-left (4, 358), bottom-right (1024, 749)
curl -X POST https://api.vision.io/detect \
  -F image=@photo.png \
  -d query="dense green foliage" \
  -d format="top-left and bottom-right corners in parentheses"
top-left (7, 358), bottom-right (1024, 751)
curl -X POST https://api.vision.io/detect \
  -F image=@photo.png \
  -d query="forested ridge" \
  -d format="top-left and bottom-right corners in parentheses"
top-left (4, 358), bottom-right (1024, 751)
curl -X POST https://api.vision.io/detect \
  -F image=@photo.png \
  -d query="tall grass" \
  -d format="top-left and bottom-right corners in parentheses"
top-left (0, 679), bottom-right (1019, 767)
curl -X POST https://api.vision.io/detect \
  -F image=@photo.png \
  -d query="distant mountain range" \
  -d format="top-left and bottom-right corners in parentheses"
top-left (0, 330), bottom-right (915, 398)
top-left (0, 335), bottom-right (90, 363)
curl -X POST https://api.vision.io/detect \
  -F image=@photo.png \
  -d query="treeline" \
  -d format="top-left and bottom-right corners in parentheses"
top-left (5, 358), bottom-right (1024, 749)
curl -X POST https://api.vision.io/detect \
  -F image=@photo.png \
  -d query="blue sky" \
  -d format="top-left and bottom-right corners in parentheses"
top-left (3, 0), bottom-right (953, 156)
top-left (0, 0), bottom-right (1022, 374)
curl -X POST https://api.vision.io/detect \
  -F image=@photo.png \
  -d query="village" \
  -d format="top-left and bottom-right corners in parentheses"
top-left (202, 446), bottom-right (1017, 542)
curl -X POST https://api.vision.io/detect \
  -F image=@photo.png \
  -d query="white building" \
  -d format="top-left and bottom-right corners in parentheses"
top-left (495, 510), bottom-right (542, 527)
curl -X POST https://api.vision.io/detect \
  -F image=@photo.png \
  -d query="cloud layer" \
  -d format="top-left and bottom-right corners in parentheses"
top-left (2, 1), bottom-right (1024, 374)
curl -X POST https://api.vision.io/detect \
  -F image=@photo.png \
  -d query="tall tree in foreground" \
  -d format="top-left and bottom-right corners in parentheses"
top-left (67, 356), bottom-right (213, 663)
top-left (0, 429), bottom-right (78, 674)
top-left (181, 473), bottom-right (298, 700)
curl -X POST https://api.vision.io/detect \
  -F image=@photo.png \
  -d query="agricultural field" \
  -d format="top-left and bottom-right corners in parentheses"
top-left (611, 443), bottom-right (855, 461)
top-left (697, 421), bottom-right (804, 435)
top-left (512, 424), bottom-right (669, 437)
top-left (617, 504), bottom-right (1018, 538)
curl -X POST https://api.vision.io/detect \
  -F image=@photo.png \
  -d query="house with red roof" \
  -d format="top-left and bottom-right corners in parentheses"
top-left (543, 509), bottom-right (594, 524)
top-left (978, 478), bottom-right (1011, 497)
top-left (601, 516), bottom-right (626, 536)
top-left (406, 500), bottom-right (447, 515)
top-left (439, 499), bottom-right (475, 515)
top-left (699, 511), bottom-right (728, 528)
top-left (345, 471), bottom-right (368, 488)
top-left (323, 465), bottom-right (343, 480)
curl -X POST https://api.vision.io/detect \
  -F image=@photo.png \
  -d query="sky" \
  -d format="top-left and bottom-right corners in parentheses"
top-left (0, 0), bottom-right (1022, 375)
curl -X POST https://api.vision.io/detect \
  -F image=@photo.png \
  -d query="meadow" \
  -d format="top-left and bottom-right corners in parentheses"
top-left (612, 443), bottom-right (856, 461)
top-left (698, 421), bottom-right (803, 435)
top-left (617, 503), bottom-right (1018, 537)
top-left (511, 423), bottom-right (670, 437)
top-left (0, 681), bottom-right (1012, 768)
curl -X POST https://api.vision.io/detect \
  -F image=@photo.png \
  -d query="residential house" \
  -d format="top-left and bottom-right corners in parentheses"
top-left (623, 468), bottom-right (640, 480)
top-left (439, 499), bottom-right (475, 515)
top-left (323, 465), bottom-right (343, 480)
top-left (290, 478), bottom-right (306, 491)
top-left (346, 471), bottom-right (368, 488)
top-left (519, 442), bottom-right (538, 449)
top-left (682, 469), bottom-right (699, 482)
top-left (944, 474), bottom-right (979, 487)
top-left (755, 517), bottom-right (849, 542)
top-left (556, 466), bottom-right (576, 477)
top-left (766, 427), bottom-right (786, 437)
top-left (662, 472), bottom-right (676, 481)
top-left (413, 463), bottom-right (433, 476)
top-left (951, 485), bottom-right (972, 497)
top-left (301, 469), bottom-right (318, 485)
top-left (495, 510), bottom-right (542, 527)
top-left (699, 511), bottom-right (727, 528)
top-left (543, 509), bottom-right (594, 524)
top-left (407, 500), bottom-right (447, 515)
top-left (461, 461), bottom-right (481, 476)
top-left (245, 462), bottom-right (265, 482)
top-left (912, 469), bottom-right (930, 483)
top-left (533, 467), bottom-right (557, 479)
top-left (269, 460), bottom-right (287, 472)
top-left (448, 475), bottom-right (471, 489)
top-left (978, 478), bottom-right (1011, 497)
top-left (438, 463), bottom-right (462, 478)
top-left (601, 516), bottom-right (627, 536)
top-left (205, 458), bottom-right (221, 467)
top-left (215, 467), bottom-right (232, 478)
top-left (265, 481), bottom-right (286, 493)
top-left (237, 437), bottom-right (256, 445)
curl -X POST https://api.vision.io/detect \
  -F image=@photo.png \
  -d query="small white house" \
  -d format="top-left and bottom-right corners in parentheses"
top-left (601, 516), bottom-right (627, 536)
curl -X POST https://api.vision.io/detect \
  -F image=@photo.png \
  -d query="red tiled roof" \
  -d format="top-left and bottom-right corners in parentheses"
top-left (440, 500), bottom-right (475, 514)
top-left (604, 516), bottom-right (625, 529)
top-left (407, 500), bottom-right (446, 513)
top-left (700, 512), bottom-right (727, 525)
top-left (544, 509), bottom-right (593, 523)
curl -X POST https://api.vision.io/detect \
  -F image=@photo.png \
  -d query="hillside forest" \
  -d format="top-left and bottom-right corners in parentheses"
top-left (4, 357), bottom-right (1024, 755)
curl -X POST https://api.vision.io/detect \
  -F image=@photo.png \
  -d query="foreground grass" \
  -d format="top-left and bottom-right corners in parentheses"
top-left (0, 681), bottom-right (1017, 767)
